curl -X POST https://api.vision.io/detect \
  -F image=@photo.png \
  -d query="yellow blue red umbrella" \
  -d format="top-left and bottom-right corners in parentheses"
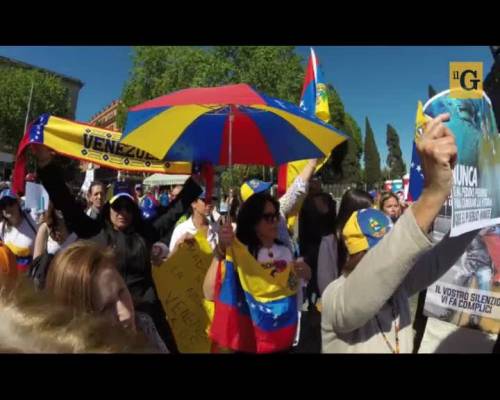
top-left (121, 83), bottom-right (347, 166)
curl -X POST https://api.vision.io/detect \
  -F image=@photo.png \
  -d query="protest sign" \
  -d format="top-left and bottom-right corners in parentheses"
top-left (152, 232), bottom-right (213, 353)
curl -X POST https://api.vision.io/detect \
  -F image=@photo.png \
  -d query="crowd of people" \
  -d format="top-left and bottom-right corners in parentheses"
top-left (0, 111), bottom-right (499, 353)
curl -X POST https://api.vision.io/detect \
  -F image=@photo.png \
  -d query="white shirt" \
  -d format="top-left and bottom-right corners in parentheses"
top-left (46, 232), bottom-right (78, 255)
top-left (0, 216), bottom-right (37, 269)
top-left (169, 216), bottom-right (219, 252)
top-left (256, 243), bottom-right (293, 265)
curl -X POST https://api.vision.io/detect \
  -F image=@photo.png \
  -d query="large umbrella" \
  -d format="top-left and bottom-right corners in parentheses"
top-left (120, 84), bottom-right (347, 166)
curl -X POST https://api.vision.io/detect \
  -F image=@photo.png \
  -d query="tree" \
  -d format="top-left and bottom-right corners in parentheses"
top-left (117, 46), bottom-right (304, 130)
top-left (381, 167), bottom-right (391, 181)
top-left (386, 124), bottom-right (407, 179)
top-left (0, 66), bottom-right (71, 150)
top-left (219, 165), bottom-right (264, 193)
top-left (319, 85), bottom-right (362, 184)
top-left (363, 117), bottom-right (381, 188)
top-left (117, 46), bottom-right (305, 185)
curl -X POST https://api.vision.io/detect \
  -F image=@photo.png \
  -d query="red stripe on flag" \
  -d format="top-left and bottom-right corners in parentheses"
top-left (12, 124), bottom-right (34, 196)
top-left (300, 55), bottom-right (315, 100)
top-left (209, 301), bottom-right (257, 353)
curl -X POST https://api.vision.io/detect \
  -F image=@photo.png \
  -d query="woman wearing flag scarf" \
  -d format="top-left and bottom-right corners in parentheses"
top-left (203, 192), bottom-right (311, 353)
top-left (31, 145), bottom-right (203, 353)
top-left (0, 189), bottom-right (37, 273)
top-left (321, 113), bottom-right (480, 353)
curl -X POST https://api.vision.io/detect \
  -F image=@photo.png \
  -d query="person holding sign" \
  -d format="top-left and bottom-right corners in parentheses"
top-left (321, 113), bottom-right (480, 353)
top-left (31, 145), bottom-right (203, 354)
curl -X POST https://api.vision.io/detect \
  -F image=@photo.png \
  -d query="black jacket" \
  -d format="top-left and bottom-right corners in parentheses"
top-left (38, 162), bottom-right (202, 310)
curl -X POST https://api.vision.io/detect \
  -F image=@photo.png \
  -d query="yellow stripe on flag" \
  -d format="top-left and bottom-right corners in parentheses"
top-left (227, 239), bottom-right (297, 303)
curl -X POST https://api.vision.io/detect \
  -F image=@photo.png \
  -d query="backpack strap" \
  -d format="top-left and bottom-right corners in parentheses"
top-left (23, 210), bottom-right (37, 235)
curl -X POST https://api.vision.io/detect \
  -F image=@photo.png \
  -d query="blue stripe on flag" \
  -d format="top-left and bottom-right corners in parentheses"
top-left (409, 142), bottom-right (425, 201)
top-left (300, 81), bottom-right (316, 116)
top-left (218, 258), bottom-right (298, 332)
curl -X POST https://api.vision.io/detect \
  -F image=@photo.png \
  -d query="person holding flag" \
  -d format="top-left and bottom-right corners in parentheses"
top-left (204, 192), bottom-right (312, 353)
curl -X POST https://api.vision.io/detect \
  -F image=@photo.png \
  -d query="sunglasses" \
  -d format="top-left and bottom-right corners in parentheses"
top-left (261, 212), bottom-right (279, 223)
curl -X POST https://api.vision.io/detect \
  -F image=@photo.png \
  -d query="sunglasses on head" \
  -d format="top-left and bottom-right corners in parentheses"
top-left (261, 212), bottom-right (279, 223)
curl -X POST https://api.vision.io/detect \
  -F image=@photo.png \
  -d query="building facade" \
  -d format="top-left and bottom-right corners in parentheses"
top-left (89, 100), bottom-right (122, 131)
top-left (0, 55), bottom-right (84, 119)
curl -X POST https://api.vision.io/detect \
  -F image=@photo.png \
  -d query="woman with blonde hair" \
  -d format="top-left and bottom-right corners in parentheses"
top-left (0, 275), bottom-right (148, 353)
top-left (45, 240), bottom-right (168, 352)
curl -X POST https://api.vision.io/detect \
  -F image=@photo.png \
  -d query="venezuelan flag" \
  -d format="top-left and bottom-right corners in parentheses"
top-left (209, 240), bottom-right (298, 353)
top-left (12, 114), bottom-right (191, 196)
top-left (408, 101), bottom-right (428, 202)
top-left (278, 48), bottom-right (332, 200)
top-left (300, 48), bottom-right (330, 122)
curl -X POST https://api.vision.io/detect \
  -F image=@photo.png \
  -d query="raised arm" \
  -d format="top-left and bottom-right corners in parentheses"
top-left (279, 159), bottom-right (318, 218)
top-left (152, 177), bottom-right (202, 245)
top-left (33, 222), bottom-right (49, 259)
top-left (322, 113), bottom-right (458, 333)
top-left (32, 145), bottom-right (102, 239)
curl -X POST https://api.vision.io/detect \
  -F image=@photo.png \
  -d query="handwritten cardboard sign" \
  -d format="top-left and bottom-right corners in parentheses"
top-left (152, 232), bottom-right (213, 353)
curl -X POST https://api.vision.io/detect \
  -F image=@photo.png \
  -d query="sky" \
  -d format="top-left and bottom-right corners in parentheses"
top-left (0, 45), bottom-right (494, 168)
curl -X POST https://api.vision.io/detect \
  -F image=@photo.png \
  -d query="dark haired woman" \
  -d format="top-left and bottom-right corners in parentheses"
top-left (317, 189), bottom-right (374, 295)
top-left (203, 192), bottom-right (311, 352)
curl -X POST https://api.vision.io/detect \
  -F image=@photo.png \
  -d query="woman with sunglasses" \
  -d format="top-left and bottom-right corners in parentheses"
top-left (31, 145), bottom-right (203, 353)
top-left (203, 192), bottom-right (312, 352)
top-left (0, 189), bottom-right (37, 273)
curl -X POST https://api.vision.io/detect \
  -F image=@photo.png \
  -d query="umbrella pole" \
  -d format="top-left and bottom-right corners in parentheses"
top-left (228, 105), bottom-right (234, 225)
top-left (229, 104), bottom-right (235, 184)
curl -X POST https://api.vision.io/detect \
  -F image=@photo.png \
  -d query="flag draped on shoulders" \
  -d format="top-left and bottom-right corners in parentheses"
top-left (209, 239), bottom-right (299, 353)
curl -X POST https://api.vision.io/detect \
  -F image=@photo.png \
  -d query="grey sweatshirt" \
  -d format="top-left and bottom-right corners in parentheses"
top-left (321, 207), bottom-right (478, 353)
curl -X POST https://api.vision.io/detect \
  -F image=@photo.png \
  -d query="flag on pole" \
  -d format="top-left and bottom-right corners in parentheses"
top-left (278, 48), bottom-right (332, 198)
